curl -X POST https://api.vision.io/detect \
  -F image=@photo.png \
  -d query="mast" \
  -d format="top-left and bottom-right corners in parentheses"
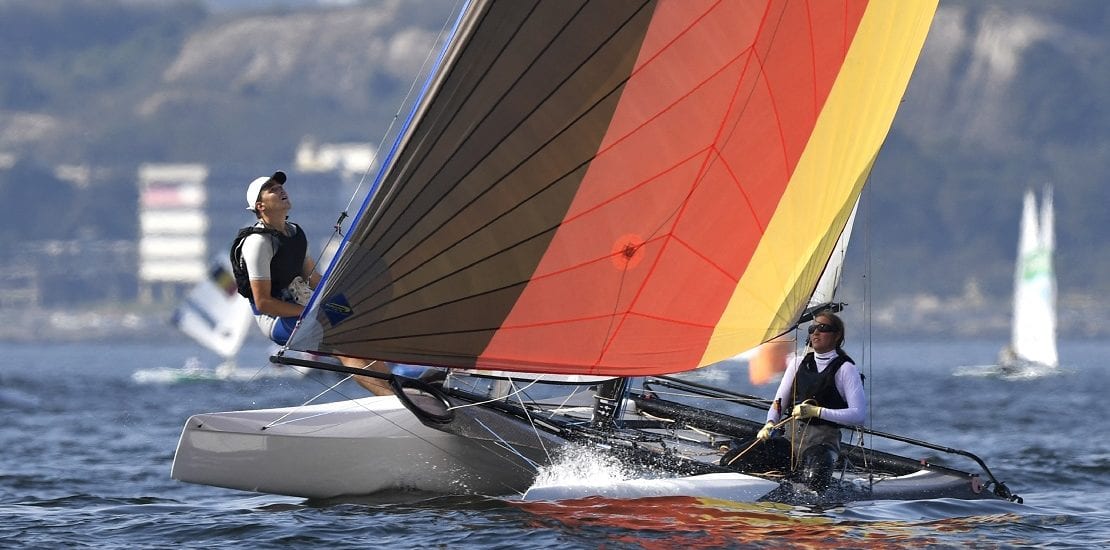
top-left (591, 377), bottom-right (632, 428)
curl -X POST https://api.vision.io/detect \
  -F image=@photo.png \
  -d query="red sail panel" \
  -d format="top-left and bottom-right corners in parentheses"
top-left (481, 0), bottom-right (867, 374)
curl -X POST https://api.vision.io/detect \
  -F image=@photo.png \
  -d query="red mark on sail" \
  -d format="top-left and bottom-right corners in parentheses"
top-left (611, 234), bottom-right (646, 271)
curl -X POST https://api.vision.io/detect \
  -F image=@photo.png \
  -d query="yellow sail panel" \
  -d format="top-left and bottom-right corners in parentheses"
top-left (702, 0), bottom-right (938, 366)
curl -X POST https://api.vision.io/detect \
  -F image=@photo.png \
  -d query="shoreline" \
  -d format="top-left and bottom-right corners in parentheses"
top-left (2, 302), bottom-right (1095, 345)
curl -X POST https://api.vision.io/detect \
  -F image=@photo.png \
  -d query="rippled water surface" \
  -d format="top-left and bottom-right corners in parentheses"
top-left (1, 340), bottom-right (1107, 548)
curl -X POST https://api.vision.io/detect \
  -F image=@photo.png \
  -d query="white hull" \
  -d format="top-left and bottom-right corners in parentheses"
top-left (172, 385), bottom-right (1018, 504)
top-left (523, 472), bottom-right (779, 502)
top-left (171, 395), bottom-right (542, 499)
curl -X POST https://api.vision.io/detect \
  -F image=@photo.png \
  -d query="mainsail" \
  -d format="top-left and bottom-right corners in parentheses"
top-left (810, 201), bottom-right (858, 310)
top-left (748, 198), bottom-right (858, 385)
top-left (1008, 186), bottom-right (1057, 368)
top-left (288, 0), bottom-right (937, 377)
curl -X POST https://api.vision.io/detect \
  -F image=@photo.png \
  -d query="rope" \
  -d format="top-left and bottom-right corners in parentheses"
top-left (446, 374), bottom-right (545, 411)
top-left (276, 0), bottom-right (467, 358)
top-left (338, 0), bottom-right (465, 222)
top-left (724, 416), bottom-right (793, 466)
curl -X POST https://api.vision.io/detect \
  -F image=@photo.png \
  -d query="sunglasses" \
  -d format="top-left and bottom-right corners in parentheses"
top-left (807, 322), bottom-right (837, 334)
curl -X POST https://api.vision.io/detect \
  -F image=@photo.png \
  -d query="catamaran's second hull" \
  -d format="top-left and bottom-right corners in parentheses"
top-left (171, 396), bottom-right (545, 499)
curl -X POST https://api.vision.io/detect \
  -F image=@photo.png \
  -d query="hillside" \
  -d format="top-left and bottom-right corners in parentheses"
top-left (0, 0), bottom-right (1107, 338)
top-left (861, 1), bottom-right (1110, 304)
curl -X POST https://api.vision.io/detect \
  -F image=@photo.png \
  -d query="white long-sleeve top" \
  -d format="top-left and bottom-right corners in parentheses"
top-left (765, 349), bottom-right (867, 426)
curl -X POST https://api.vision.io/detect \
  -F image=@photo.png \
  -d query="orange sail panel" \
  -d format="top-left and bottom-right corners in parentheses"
top-left (295, 0), bottom-right (938, 376)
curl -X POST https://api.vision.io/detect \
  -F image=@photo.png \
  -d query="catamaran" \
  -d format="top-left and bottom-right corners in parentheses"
top-left (172, 0), bottom-right (1020, 505)
top-left (133, 260), bottom-right (307, 384)
top-left (172, 261), bottom-right (256, 368)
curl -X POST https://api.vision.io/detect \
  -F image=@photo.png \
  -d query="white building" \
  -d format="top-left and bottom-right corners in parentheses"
top-left (137, 163), bottom-right (209, 303)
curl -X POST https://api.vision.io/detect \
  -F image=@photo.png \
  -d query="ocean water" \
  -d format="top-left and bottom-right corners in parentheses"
top-left (1, 338), bottom-right (1107, 549)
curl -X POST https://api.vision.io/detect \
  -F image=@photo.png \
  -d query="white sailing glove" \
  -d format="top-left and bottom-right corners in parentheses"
top-left (287, 276), bottom-right (313, 306)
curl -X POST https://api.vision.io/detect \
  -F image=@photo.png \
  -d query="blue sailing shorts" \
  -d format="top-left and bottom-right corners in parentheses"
top-left (268, 316), bottom-right (298, 346)
top-left (253, 312), bottom-right (322, 347)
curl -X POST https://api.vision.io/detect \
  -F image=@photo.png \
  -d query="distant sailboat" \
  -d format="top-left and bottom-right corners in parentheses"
top-left (999, 186), bottom-right (1057, 373)
top-left (171, 261), bottom-right (256, 368)
top-left (134, 261), bottom-right (301, 384)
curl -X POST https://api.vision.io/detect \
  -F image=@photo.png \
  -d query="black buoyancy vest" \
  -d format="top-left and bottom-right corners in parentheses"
top-left (786, 351), bottom-right (854, 427)
top-left (231, 223), bottom-right (307, 302)
top-left (266, 224), bottom-right (307, 300)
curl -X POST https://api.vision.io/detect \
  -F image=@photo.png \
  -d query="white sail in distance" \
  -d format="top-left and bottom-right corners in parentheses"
top-left (1009, 186), bottom-right (1057, 368)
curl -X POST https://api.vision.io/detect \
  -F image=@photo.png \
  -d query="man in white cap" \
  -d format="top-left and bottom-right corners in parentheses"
top-left (236, 170), bottom-right (392, 395)
top-left (238, 170), bottom-right (319, 344)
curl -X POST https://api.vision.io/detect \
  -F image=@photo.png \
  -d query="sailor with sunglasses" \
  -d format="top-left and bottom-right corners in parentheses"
top-left (727, 310), bottom-right (867, 493)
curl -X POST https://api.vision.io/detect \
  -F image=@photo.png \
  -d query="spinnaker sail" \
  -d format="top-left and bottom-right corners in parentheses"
top-left (288, 0), bottom-right (937, 377)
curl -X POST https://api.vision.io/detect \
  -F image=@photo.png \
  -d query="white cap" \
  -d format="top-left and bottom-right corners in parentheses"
top-left (245, 171), bottom-right (287, 211)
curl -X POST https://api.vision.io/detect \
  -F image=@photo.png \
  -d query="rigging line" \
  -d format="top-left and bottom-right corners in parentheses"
top-left (280, 1), bottom-right (468, 353)
top-left (471, 417), bottom-right (541, 472)
top-left (788, 416), bottom-right (812, 472)
top-left (263, 374), bottom-right (352, 429)
top-left (234, 358), bottom-right (295, 384)
top-left (596, 240), bottom-right (636, 367)
top-left (638, 410), bottom-right (676, 424)
top-left (641, 387), bottom-right (767, 405)
top-left (725, 416), bottom-right (791, 466)
top-left (254, 360), bottom-right (410, 432)
top-left (864, 169), bottom-right (873, 456)
top-left (426, 385), bottom-right (554, 486)
top-left (543, 385), bottom-right (594, 419)
top-left (341, 0), bottom-right (467, 220)
top-left (446, 374), bottom-right (545, 411)
top-left (507, 378), bottom-right (555, 463)
top-left (304, 0), bottom-right (469, 298)
top-left (431, 374), bottom-right (566, 470)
